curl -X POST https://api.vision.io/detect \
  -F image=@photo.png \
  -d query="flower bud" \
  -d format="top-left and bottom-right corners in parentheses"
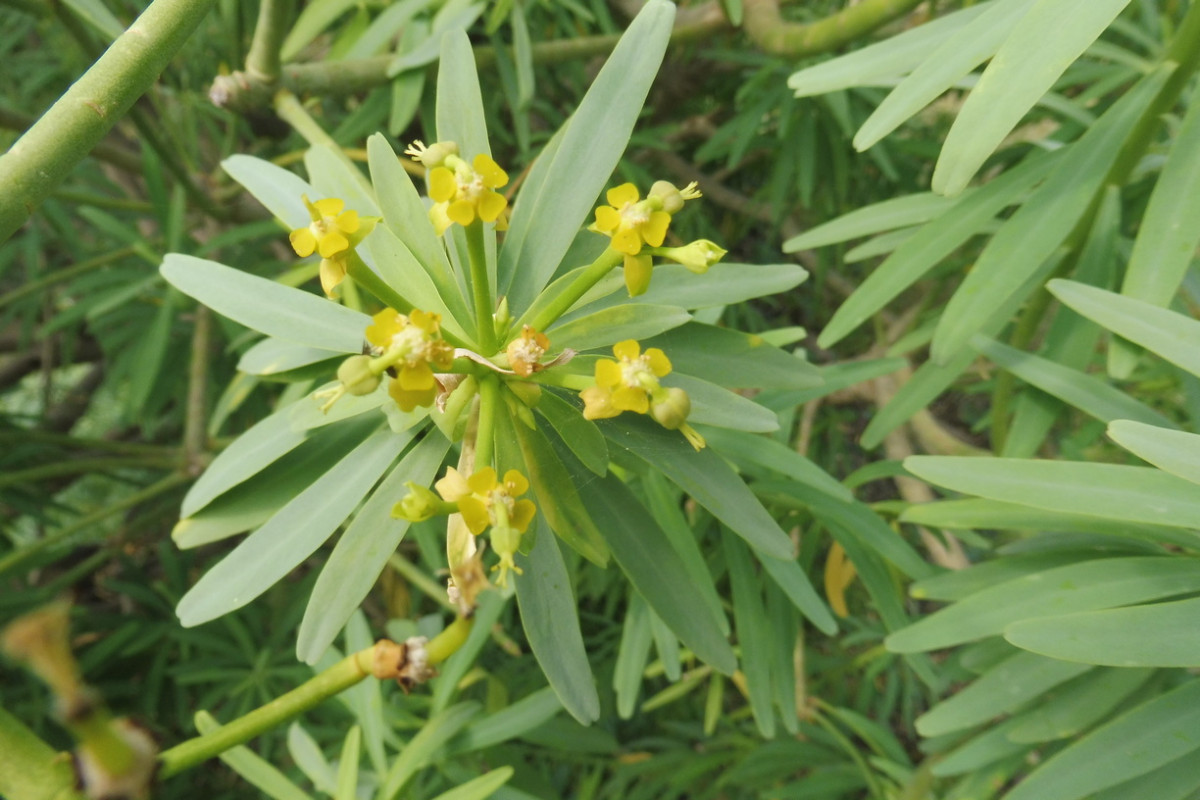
top-left (392, 482), bottom-right (446, 522)
top-left (649, 180), bottom-right (701, 214)
top-left (662, 240), bottom-right (727, 274)
top-left (650, 386), bottom-right (691, 430)
top-left (336, 355), bottom-right (381, 396)
top-left (405, 139), bottom-right (459, 169)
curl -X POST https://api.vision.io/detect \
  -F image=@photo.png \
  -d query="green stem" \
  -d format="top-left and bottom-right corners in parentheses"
top-left (183, 305), bottom-right (211, 474)
top-left (274, 90), bottom-right (374, 198)
top-left (743, 0), bottom-right (925, 56)
top-left (0, 472), bottom-right (189, 578)
top-left (245, 0), bottom-right (290, 83)
top-left (466, 221), bottom-right (495, 352)
top-left (51, 190), bottom-right (154, 213)
top-left (474, 375), bottom-right (499, 471)
top-left (388, 553), bottom-right (456, 611)
top-left (0, 0), bottom-right (218, 242)
top-left (0, 429), bottom-right (179, 456)
top-left (426, 616), bottom-right (473, 664)
top-left (157, 647), bottom-right (377, 778)
top-left (0, 456), bottom-right (178, 489)
top-left (526, 248), bottom-right (623, 332)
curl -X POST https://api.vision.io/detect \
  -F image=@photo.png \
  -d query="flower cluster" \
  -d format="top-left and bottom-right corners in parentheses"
top-left (581, 340), bottom-right (705, 450)
top-left (406, 141), bottom-right (509, 235)
top-left (590, 181), bottom-right (720, 295)
top-left (365, 308), bottom-right (456, 411)
top-left (395, 467), bottom-right (536, 586)
top-left (288, 196), bottom-right (377, 296)
top-left (505, 325), bottom-right (550, 378)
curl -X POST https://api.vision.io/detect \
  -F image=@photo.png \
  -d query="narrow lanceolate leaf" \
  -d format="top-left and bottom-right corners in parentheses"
top-left (237, 338), bottom-right (343, 376)
top-left (1108, 421), bottom-right (1200, 486)
top-left (1003, 678), bottom-right (1200, 800)
top-left (915, 651), bottom-right (1091, 737)
top-left (786, 1), bottom-right (996, 97)
top-left (905, 456), bottom-right (1200, 530)
top-left (426, 768), bottom-right (514, 800)
top-left (379, 702), bottom-right (481, 800)
top-left (161, 254), bottom-right (369, 353)
top-left (972, 336), bottom-right (1177, 428)
top-left (1049, 279), bottom-right (1200, 378)
top-left (644, 323), bottom-right (822, 390)
top-left (515, 522), bottom-right (601, 724)
top-left (1111, 77), bottom-right (1200, 376)
top-left (887, 556), bottom-right (1200, 652)
top-left (1006, 596), bottom-right (1200, 667)
top-left (194, 712), bottom-right (311, 800)
top-left (783, 193), bottom-right (962, 251)
top-left (583, 473), bottom-right (737, 675)
top-left (579, 263), bottom-right (808, 314)
top-left (932, 0), bottom-right (1135, 196)
top-left (1007, 667), bottom-right (1154, 743)
top-left (499, 0), bottom-right (675, 312)
top-left (221, 155), bottom-right (315, 228)
top-left (855, 0), bottom-right (1039, 150)
top-left (931, 64), bottom-right (1173, 363)
top-left (176, 425), bottom-right (406, 627)
top-left (723, 530), bottom-right (777, 738)
top-left (547, 304), bottom-right (690, 354)
top-left (296, 430), bottom-right (449, 664)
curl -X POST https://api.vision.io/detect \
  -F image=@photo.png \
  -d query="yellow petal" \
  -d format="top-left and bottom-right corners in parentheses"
top-left (611, 227), bottom-right (642, 255)
top-left (313, 197), bottom-right (344, 218)
top-left (447, 199), bottom-right (476, 227)
top-left (458, 497), bottom-right (490, 535)
top-left (388, 380), bottom-right (434, 411)
top-left (613, 340), bottom-right (641, 361)
top-left (317, 230), bottom-right (349, 258)
top-left (642, 211), bottom-right (671, 248)
top-left (474, 153), bottom-right (509, 188)
top-left (436, 467), bottom-right (471, 501)
top-left (581, 386), bottom-right (618, 420)
top-left (430, 167), bottom-right (457, 203)
top-left (503, 470), bottom-right (529, 496)
top-left (318, 257), bottom-right (346, 297)
top-left (399, 362), bottom-right (435, 391)
top-left (511, 499), bottom-right (536, 533)
top-left (477, 190), bottom-right (507, 222)
top-left (644, 348), bottom-right (671, 376)
top-left (289, 227), bottom-right (317, 258)
top-left (429, 203), bottom-right (453, 236)
top-left (365, 309), bottom-right (402, 348)
top-left (336, 209), bottom-right (360, 234)
top-left (410, 309), bottom-right (441, 333)
top-left (607, 183), bottom-right (639, 208)
top-left (595, 358), bottom-right (622, 388)
top-left (468, 467), bottom-right (498, 495)
top-left (593, 206), bottom-right (621, 233)
top-left (612, 385), bottom-right (649, 414)
top-left (624, 253), bottom-right (653, 296)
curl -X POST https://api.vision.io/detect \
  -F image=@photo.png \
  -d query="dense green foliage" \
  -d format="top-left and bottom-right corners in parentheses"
top-left (4, 1), bottom-right (1200, 799)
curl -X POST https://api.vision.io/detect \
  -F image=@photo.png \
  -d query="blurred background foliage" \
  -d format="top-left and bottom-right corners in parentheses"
top-left (4, 0), bottom-right (1200, 798)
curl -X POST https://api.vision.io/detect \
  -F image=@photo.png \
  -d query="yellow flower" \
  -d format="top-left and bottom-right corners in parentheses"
top-left (425, 150), bottom-right (509, 235)
top-left (505, 326), bottom-right (550, 378)
top-left (581, 339), bottom-right (672, 420)
top-left (289, 196), bottom-right (361, 259)
top-left (365, 308), bottom-right (455, 412)
top-left (435, 467), bottom-right (536, 586)
top-left (590, 181), bottom-right (702, 296)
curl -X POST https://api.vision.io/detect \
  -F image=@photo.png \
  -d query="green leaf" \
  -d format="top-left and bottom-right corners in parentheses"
top-left (915, 651), bottom-right (1092, 736)
top-left (305, 144), bottom-right (377, 217)
top-left (1003, 678), bottom-right (1200, 800)
top-left (431, 592), bottom-right (506, 713)
top-left (931, 719), bottom-right (1032, 777)
top-left (905, 456), bottom-right (1200, 530)
top-left (909, 552), bottom-right (1112, 602)
top-left (758, 554), bottom-right (838, 636)
top-left (427, 768), bottom-right (514, 800)
top-left (514, 521), bottom-right (601, 725)
top-left (931, 64), bottom-right (1173, 361)
top-left (181, 405), bottom-right (307, 517)
top-left (786, 2), bottom-right (995, 97)
top-left (194, 711), bottom-right (311, 800)
top-left (547, 304), bottom-right (690, 353)
top-left (379, 702), bottom-right (481, 800)
top-left (296, 430), bottom-right (449, 663)
top-left (449, 688), bottom-right (563, 753)
top-left (603, 415), bottom-right (794, 560)
top-left (1109, 421), bottom-right (1200, 486)
top-left (161, 254), bottom-right (369, 353)
top-left (644, 323), bottom-right (821, 390)
top-left (577, 262), bottom-right (807, 313)
top-left (900, 498), bottom-right (1200, 551)
top-left (335, 726), bottom-right (360, 800)
top-left (287, 723), bottom-right (336, 795)
top-left (177, 425), bottom-right (406, 627)
top-left (1111, 78), bottom-right (1200, 376)
top-left (583, 472), bottom-right (737, 675)
top-left (499, 0), bottom-right (675, 312)
top-left (932, 0), bottom-right (1135, 195)
top-left (282, 0), bottom-right (360, 59)
top-left (1006, 667), bottom-right (1154, 743)
top-left (701, 427), bottom-right (853, 504)
top-left (757, 358), bottom-right (907, 409)
top-left (1006, 595), bottom-right (1200, 666)
top-left (613, 593), bottom-right (654, 718)
top-left (1091, 749), bottom-right (1200, 800)
top-left (1049, 279), bottom-right (1200, 378)
top-left (533, 390), bottom-right (607, 477)
top-left (62, 0), bottom-right (124, 40)
top-left (818, 149), bottom-right (1061, 348)
top-left (854, 0), bottom-right (1039, 150)
top-left (222, 155), bottom-right (315, 227)
top-left (723, 530), bottom-right (777, 738)
top-left (362, 225), bottom-right (473, 341)
top-left (672, 374), bottom-right (780, 433)
top-left (972, 335), bottom-right (1178, 428)
top-left (435, 28), bottom-right (491, 165)
top-left (783, 193), bottom-right (962, 251)
top-left (238, 338), bottom-right (343, 377)
top-left (887, 556), bottom-right (1200, 653)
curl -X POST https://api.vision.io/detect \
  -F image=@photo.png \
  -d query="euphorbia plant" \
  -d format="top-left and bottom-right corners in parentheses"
top-left (162, 0), bottom-right (833, 728)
